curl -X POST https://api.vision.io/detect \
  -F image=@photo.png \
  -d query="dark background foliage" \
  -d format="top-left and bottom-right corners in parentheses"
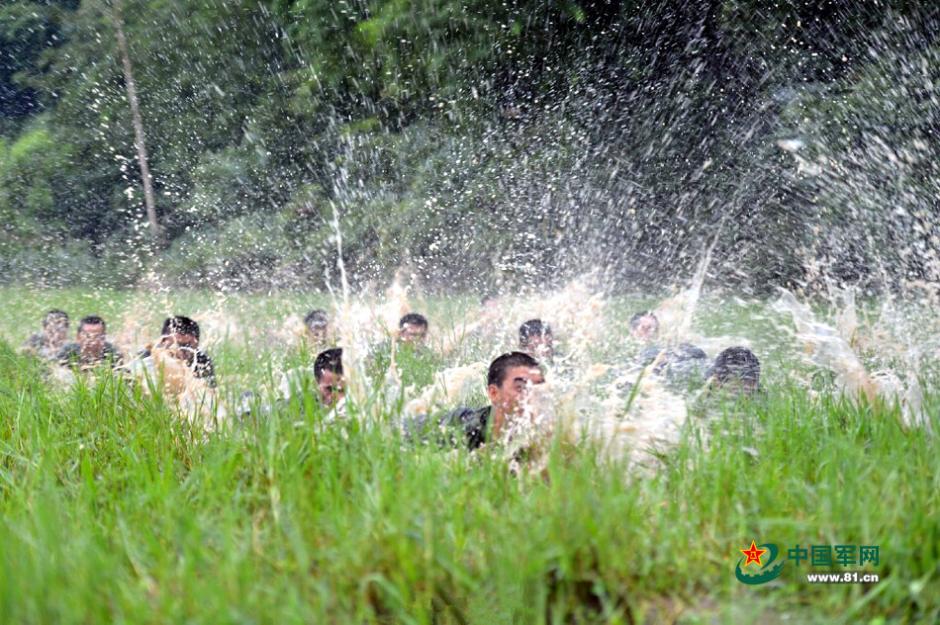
top-left (1, 0), bottom-right (938, 293)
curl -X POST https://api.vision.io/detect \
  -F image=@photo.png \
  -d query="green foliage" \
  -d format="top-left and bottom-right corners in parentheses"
top-left (273, 0), bottom-right (507, 109)
top-left (0, 1), bottom-right (77, 134)
top-left (0, 289), bottom-right (938, 622)
top-left (0, 122), bottom-right (72, 250)
top-left (777, 30), bottom-right (940, 288)
top-left (0, 1), bottom-right (938, 290)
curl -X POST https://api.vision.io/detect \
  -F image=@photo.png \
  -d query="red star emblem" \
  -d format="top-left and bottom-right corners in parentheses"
top-left (740, 541), bottom-right (767, 567)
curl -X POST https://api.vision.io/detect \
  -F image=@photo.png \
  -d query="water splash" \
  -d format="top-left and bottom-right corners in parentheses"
top-left (126, 344), bottom-right (227, 431)
top-left (773, 288), bottom-right (926, 427)
top-left (405, 361), bottom-right (487, 418)
top-left (655, 217), bottom-right (726, 346)
top-left (397, 280), bottom-right (700, 473)
top-left (326, 198), bottom-right (374, 416)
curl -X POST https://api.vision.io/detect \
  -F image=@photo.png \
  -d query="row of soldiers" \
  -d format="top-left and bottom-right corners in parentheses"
top-left (307, 309), bottom-right (761, 451)
top-left (22, 306), bottom-right (761, 451)
top-left (23, 310), bottom-right (216, 384)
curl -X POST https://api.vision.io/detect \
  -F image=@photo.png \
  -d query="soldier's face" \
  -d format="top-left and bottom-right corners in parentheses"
top-left (44, 318), bottom-right (69, 344)
top-left (713, 374), bottom-right (759, 396)
top-left (399, 323), bottom-right (427, 345)
top-left (306, 324), bottom-right (328, 343)
top-left (159, 332), bottom-right (198, 364)
top-left (631, 315), bottom-right (659, 341)
top-left (522, 333), bottom-right (554, 360)
top-left (487, 365), bottom-right (545, 418)
top-left (173, 333), bottom-right (198, 349)
top-left (78, 323), bottom-right (106, 355)
top-left (317, 369), bottom-right (345, 406)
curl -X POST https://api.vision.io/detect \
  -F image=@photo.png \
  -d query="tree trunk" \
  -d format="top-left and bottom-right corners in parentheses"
top-left (111, 0), bottom-right (161, 241)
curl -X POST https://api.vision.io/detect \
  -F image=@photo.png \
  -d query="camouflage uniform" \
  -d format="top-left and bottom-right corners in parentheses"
top-left (137, 347), bottom-right (217, 387)
top-left (57, 342), bottom-right (124, 369)
top-left (23, 333), bottom-right (65, 361)
top-left (639, 343), bottom-right (710, 391)
top-left (404, 406), bottom-right (492, 450)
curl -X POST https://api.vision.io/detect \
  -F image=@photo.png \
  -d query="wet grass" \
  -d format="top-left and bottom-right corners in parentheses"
top-left (0, 289), bottom-right (938, 624)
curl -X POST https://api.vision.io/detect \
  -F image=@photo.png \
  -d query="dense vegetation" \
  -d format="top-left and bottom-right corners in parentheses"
top-left (0, 288), bottom-right (938, 624)
top-left (2, 1), bottom-right (939, 291)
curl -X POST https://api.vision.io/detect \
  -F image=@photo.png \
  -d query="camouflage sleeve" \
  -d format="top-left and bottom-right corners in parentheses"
top-left (402, 407), bottom-right (471, 448)
top-left (21, 334), bottom-right (43, 354)
top-left (401, 413), bottom-right (432, 445)
top-left (105, 344), bottom-right (124, 367)
top-left (194, 351), bottom-right (217, 387)
top-left (440, 407), bottom-right (489, 450)
top-left (56, 344), bottom-right (80, 365)
top-left (638, 345), bottom-right (663, 366)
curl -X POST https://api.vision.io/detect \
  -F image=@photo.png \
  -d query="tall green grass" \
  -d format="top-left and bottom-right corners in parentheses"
top-left (0, 290), bottom-right (938, 623)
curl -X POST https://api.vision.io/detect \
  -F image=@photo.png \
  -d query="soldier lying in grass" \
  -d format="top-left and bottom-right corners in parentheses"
top-left (405, 351), bottom-right (545, 451)
top-left (57, 315), bottom-right (123, 370)
top-left (23, 309), bottom-right (70, 361)
top-left (136, 316), bottom-right (217, 386)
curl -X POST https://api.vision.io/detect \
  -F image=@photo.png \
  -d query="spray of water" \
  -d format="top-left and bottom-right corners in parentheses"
top-left (7, 3), bottom-right (940, 472)
top-left (773, 288), bottom-right (926, 427)
top-left (655, 216), bottom-right (727, 346)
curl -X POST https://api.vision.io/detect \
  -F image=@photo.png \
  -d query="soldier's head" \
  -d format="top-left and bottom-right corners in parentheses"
top-left (708, 347), bottom-right (761, 395)
top-left (486, 351), bottom-right (544, 420)
top-left (77, 315), bottom-right (107, 356)
top-left (398, 313), bottom-right (429, 345)
top-left (519, 319), bottom-right (554, 360)
top-left (158, 316), bottom-right (201, 366)
top-left (159, 316), bottom-right (201, 350)
top-left (629, 311), bottom-right (659, 342)
top-left (314, 348), bottom-right (345, 406)
top-left (304, 309), bottom-right (329, 343)
top-left (651, 343), bottom-right (709, 385)
top-left (42, 309), bottom-right (69, 344)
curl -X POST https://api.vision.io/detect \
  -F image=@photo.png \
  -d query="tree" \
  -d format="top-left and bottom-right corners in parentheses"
top-left (0, 1), bottom-right (78, 135)
top-left (110, 0), bottom-right (160, 240)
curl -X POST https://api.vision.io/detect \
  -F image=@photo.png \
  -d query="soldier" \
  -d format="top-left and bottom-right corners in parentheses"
top-left (519, 319), bottom-right (555, 362)
top-left (57, 315), bottom-right (123, 369)
top-left (398, 312), bottom-right (429, 346)
top-left (630, 311), bottom-right (665, 365)
top-left (23, 309), bottom-right (70, 360)
top-left (314, 348), bottom-right (345, 407)
top-left (139, 316), bottom-right (217, 386)
top-left (303, 309), bottom-right (330, 346)
top-left (629, 311), bottom-right (659, 342)
top-left (369, 313), bottom-right (438, 391)
top-left (648, 343), bottom-right (710, 390)
top-left (408, 352), bottom-right (545, 451)
top-left (706, 347), bottom-right (761, 395)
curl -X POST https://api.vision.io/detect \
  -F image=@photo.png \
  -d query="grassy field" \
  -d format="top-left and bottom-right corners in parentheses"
top-left (0, 288), bottom-right (938, 624)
